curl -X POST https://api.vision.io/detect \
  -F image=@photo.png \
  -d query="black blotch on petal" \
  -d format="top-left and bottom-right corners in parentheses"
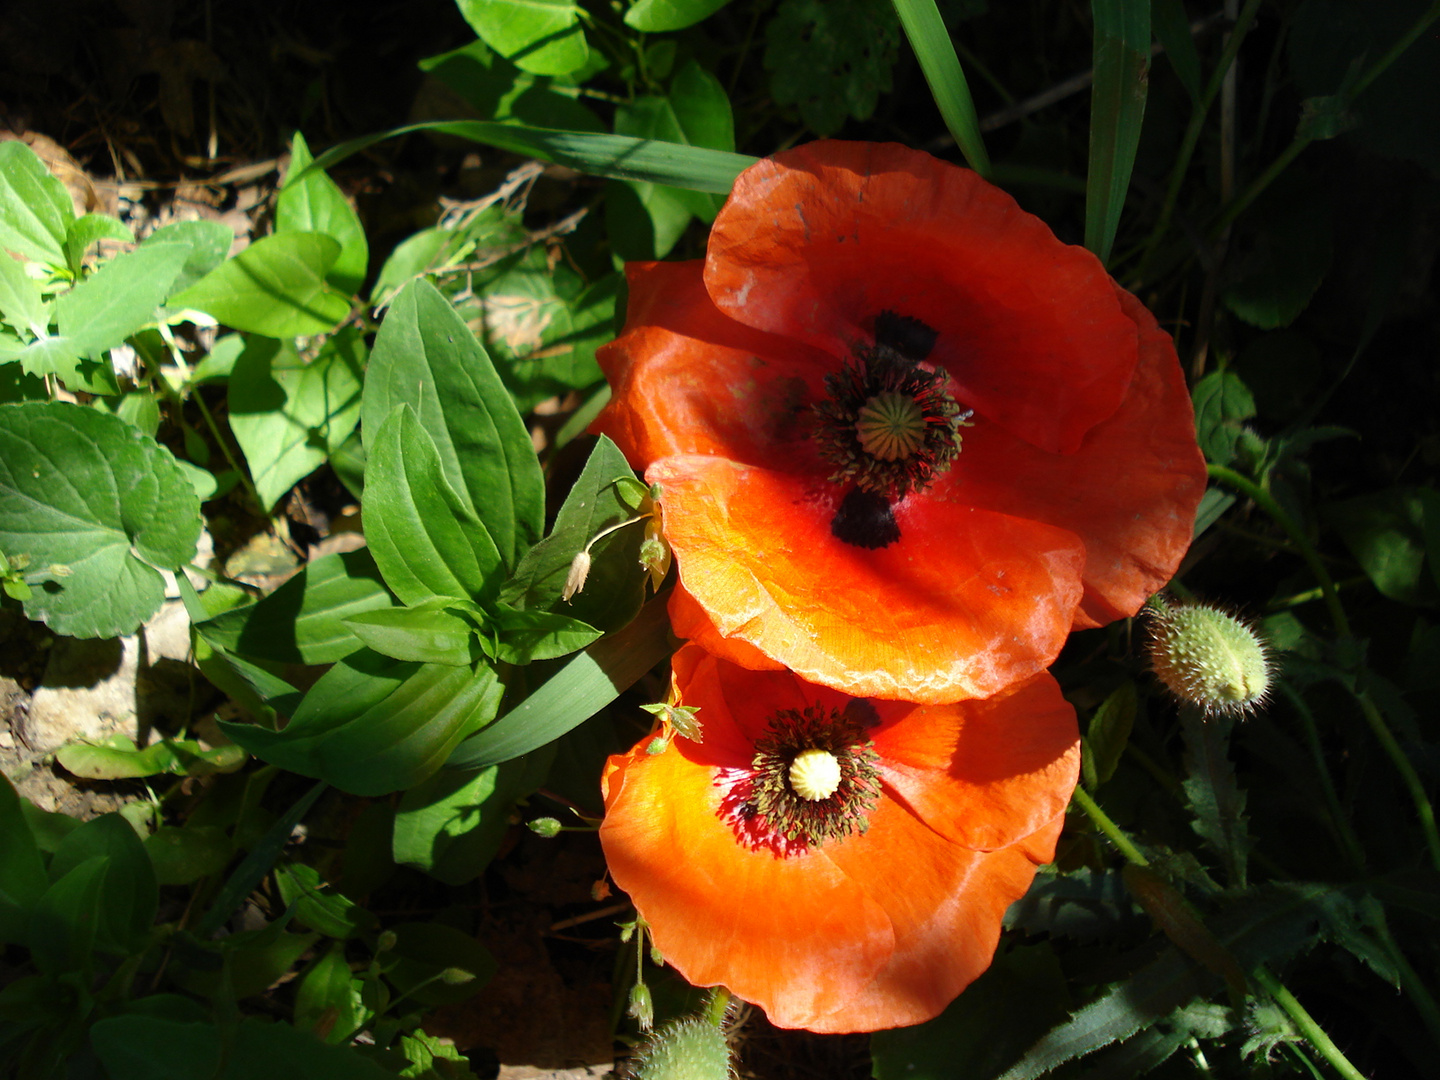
top-left (831, 488), bottom-right (901, 549)
top-left (875, 311), bottom-right (938, 362)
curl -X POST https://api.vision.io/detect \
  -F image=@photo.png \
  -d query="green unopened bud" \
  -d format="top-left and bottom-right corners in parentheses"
top-left (633, 1017), bottom-right (733, 1080)
top-left (628, 983), bottom-right (655, 1032)
top-left (528, 817), bottom-right (562, 838)
top-left (1147, 599), bottom-right (1271, 716)
top-left (376, 930), bottom-right (398, 953)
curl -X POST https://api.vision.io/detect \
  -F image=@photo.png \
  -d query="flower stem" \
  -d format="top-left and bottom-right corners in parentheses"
top-left (1070, 784), bottom-right (1149, 867)
top-left (1252, 967), bottom-right (1368, 1080)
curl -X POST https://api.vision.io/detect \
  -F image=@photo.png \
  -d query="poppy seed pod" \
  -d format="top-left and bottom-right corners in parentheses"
top-left (633, 1016), bottom-right (733, 1080)
top-left (1147, 598), bottom-right (1272, 715)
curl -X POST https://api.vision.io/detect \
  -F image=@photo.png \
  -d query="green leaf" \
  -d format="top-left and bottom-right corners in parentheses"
top-left (48, 813), bottom-right (158, 956)
top-left (0, 401), bottom-right (201, 638)
top-left (1151, 0), bottom-right (1201, 104)
top-left (0, 237), bottom-right (47, 336)
top-left (625, 0), bottom-right (732, 30)
top-left (56, 733), bottom-right (246, 780)
top-left (295, 942), bottom-right (371, 1042)
top-left (14, 333), bottom-right (118, 394)
top-left (195, 548), bottom-right (395, 666)
top-left (872, 944), bottom-right (1072, 1080)
top-left (227, 330), bottom-right (364, 512)
top-left (28, 855), bottom-right (107, 974)
top-left (220, 650), bottom-right (504, 795)
top-left (1180, 711), bottom-right (1253, 887)
top-left (502, 434), bottom-right (650, 633)
top-left (385, 921), bottom-right (498, 1006)
top-left (310, 121), bottom-right (755, 195)
top-left (447, 592), bottom-right (672, 768)
top-left (457, 0), bottom-right (589, 76)
top-left (146, 220), bottom-right (235, 296)
top-left (1325, 487), bottom-right (1440, 606)
top-left (484, 603), bottom-right (602, 663)
top-left (62, 213), bottom-right (134, 276)
top-left (0, 141), bottom-right (74, 268)
top-left (1084, 0), bottom-right (1150, 265)
top-left (343, 601), bottom-right (478, 665)
top-left (892, 0), bottom-right (990, 174)
top-left (277, 132), bottom-right (368, 296)
top-left (1191, 370), bottom-right (1256, 467)
top-left (169, 231), bottom-right (351, 337)
top-left (1222, 172), bottom-right (1333, 329)
top-left (393, 749), bottom-right (554, 884)
top-left (55, 238), bottom-right (192, 354)
top-left (766, 0), bottom-right (902, 138)
top-left (143, 825), bottom-right (232, 886)
top-left (92, 1016), bottom-right (399, 1080)
top-left (364, 278), bottom-right (543, 568)
top-left (0, 774), bottom-right (48, 944)
top-left (196, 780), bottom-right (326, 937)
top-left (1085, 680), bottom-right (1137, 789)
top-left (275, 862), bottom-right (378, 939)
top-left (671, 59), bottom-right (737, 154)
top-left (419, 38), bottom-right (604, 133)
top-left (364, 403), bottom-right (505, 605)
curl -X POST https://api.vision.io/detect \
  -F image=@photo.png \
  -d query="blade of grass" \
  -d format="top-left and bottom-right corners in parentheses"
top-left (892, 0), bottom-right (990, 176)
top-left (1085, 0), bottom-right (1151, 266)
top-left (307, 122), bottom-right (757, 195)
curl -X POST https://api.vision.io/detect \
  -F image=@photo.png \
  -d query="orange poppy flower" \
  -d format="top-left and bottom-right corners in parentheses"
top-left (593, 140), bottom-right (1206, 704)
top-left (599, 644), bottom-right (1080, 1033)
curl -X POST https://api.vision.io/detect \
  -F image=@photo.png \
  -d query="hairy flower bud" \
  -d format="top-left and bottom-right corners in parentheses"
top-left (633, 1017), bottom-right (733, 1080)
top-left (1147, 598), bottom-right (1271, 716)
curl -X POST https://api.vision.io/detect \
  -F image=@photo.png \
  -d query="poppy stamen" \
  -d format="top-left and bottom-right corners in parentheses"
top-left (814, 312), bottom-right (970, 512)
top-left (719, 703), bottom-right (880, 857)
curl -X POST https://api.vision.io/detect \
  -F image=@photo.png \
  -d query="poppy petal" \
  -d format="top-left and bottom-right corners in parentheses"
top-left (648, 454), bottom-right (1087, 703)
top-left (593, 260), bottom-right (833, 470)
top-left (599, 730), bottom-right (895, 1028)
top-left (704, 141), bottom-right (1138, 454)
top-left (936, 285), bottom-right (1207, 628)
top-left (874, 673), bottom-right (1081, 852)
top-left (809, 809), bottom-right (1065, 1033)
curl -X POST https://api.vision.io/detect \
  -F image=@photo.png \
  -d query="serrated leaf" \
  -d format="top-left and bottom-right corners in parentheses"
top-left (63, 213), bottom-right (134, 276)
top-left (220, 649), bottom-right (504, 795)
top-left (0, 140), bottom-right (74, 268)
top-left (394, 750), bottom-right (554, 884)
top-left (56, 238), bottom-right (192, 354)
top-left (14, 333), bottom-right (119, 394)
top-left (169, 231), bottom-right (350, 337)
top-left (625, 0), bottom-right (732, 31)
top-left (457, 0), bottom-right (589, 76)
top-left (363, 278), bottom-right (543, 568)
top-left (1181, 710), bottom-right (1254, 886)
top-left (0, 401), bottom-right (201, 637)
top-left (364, 403), bottom-right (505, 606)
top-left (1004, 866), bottom-right (1142, 941)
top-left (227, 330), bottom-right (364, 512)
top-left (0, 245), bottom-right (46, 336)
top-left (278, 132), bottom-right (368, 296)
top-left (765, 0), bottom-right (901, 136)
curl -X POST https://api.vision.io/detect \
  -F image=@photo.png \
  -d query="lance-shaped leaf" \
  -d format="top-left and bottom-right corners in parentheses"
top-left (0, 402), bottom-right (201, 638)
top-left (219, 649), bottom-right (504, 795)
top-left (1085, 0), bottom-right (1150, 265)
top-left (277, 131), bottom-right (368, 296)
top-left (364, 403), bottom-right (504, 606)
top-left (363, 278), bottom-right (543, 568)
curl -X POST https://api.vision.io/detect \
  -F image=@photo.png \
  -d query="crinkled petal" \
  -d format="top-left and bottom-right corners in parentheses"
top-left (705, 141), bottom-right (1137, 453)
top-left (874, 673), bottom-right (1080, 852)
top-left (599, 728), bottom-right (894, 1029)
top-left (593, 260), bottom-right (833, 470)
top-left (936, 285), bottom-right (1207, 628)
top-left (649, 454), bottom-right (1086, 703)
top-left (809, 810), bottom-right (1064, 1033)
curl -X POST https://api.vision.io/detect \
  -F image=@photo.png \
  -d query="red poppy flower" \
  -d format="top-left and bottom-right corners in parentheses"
top-left (593, 140), bottom-right (1206, 704)
top-left (599, 644), bottom-right (1079, 1033)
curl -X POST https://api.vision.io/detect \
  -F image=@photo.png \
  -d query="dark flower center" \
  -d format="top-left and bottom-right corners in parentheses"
top-left (718, 701), bottom-right (881, 858)
top-left (813, 312), bottom-right (971, 549)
